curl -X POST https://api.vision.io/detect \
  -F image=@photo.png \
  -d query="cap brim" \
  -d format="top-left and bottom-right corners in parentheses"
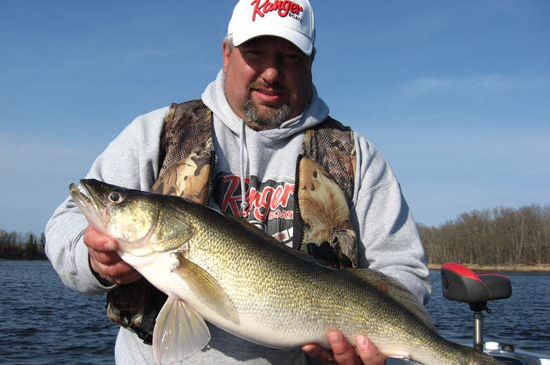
top-left (231, 25), bottom-right (313, 56)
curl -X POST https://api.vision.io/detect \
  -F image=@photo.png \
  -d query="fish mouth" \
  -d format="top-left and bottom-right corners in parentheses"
top-left (69, 181), bottom-right (110, 230)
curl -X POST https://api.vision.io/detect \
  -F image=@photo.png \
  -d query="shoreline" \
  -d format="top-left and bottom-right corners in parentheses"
top-left (2, 259), bottom-right (550, 272)
top-left (428, 263), bottom-right (550, 273)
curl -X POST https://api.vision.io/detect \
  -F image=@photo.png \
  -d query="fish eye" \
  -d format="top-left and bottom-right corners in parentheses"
top-left (108, 190), bottom-right (125, 204)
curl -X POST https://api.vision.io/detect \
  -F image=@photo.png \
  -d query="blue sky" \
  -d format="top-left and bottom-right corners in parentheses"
top-left (1, 0), bottom-right (549, 234)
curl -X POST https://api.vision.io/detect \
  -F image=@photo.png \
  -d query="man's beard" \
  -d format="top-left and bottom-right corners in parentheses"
top-left (242, 97), bottom-right (292, 130)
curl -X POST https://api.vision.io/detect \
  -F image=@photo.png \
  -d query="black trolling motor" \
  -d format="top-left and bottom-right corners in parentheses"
top-left (440, 262), bottom-right (512, 352)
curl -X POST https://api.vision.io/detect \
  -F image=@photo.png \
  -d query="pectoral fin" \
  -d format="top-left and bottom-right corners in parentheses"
top-left (172, 251), bottom-right (239, 324)
top-left (153, 296), bottom-right (210, 364)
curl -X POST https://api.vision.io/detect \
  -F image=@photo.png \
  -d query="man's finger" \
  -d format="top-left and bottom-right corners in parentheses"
top-left (89, 249), bottom-right (123, 265)
top-left (328, 331), bottom-right (360, 365)
top-left (90, 258), bottom-right (135, 278)
top-left (89, 248), bottom-right (124, 264)
top-left (302, 344), bottom-right (335, 363)
top-left (356, 336), bottom-right (387, 365)
top-left (111, 269), bottom-right (142, 285)
top-left (84, 226), bottom-right (118, 252)
top-left (90, 257), bottom-right (139, 283)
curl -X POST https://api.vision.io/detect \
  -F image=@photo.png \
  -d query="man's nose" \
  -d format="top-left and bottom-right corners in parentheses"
top-left (260, 57), bottom-right (283, 84)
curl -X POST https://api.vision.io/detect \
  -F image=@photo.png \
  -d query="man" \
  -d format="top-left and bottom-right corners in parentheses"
top-left (46, 0), bottom-right (431, 364)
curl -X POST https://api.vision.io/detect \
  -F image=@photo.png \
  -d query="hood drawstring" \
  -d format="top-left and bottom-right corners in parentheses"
top-left (239, 121), bottom-right (249, 216)
top-left (200, 70), bottom-right (330, 217)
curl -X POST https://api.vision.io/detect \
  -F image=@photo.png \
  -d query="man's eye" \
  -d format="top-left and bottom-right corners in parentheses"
top-left (283, 53), bottom-right (303, 63)
top-left (244, 49), bottom-right (262, 57)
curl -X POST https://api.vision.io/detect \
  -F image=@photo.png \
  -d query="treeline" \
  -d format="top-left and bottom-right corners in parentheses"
top-left (0, 230), bottom-right (47, 260)
top-left (3, 204), bottom-right (550, 264)
top-left (419, 204), bottom-right (550, 265)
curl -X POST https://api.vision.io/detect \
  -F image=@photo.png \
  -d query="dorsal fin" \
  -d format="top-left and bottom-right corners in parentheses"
top-left (224, 213), bottom-right (334, 267)
top-left (345, 268), bottom-right (436, 331)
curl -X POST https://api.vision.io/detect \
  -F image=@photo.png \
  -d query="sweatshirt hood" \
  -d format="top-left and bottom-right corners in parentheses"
top-left (202, 70), bottom-right (329, 141)
top-left (202, 69), bottom-right (329, 215)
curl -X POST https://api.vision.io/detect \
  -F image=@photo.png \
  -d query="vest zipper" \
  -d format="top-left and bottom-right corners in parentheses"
top-left (292, 154), bottom-right (305, 251)
top-left (203, 152), bottom-right (215, 205)
top-left (204, 112), bottom-right (216, 205)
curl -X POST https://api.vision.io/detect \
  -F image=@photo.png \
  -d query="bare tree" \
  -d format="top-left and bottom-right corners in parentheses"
top-left (418, 204), bottom-right (550, 265)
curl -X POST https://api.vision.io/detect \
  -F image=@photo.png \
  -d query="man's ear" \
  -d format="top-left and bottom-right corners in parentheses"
top-left (222, 41), bottom-right (231, 73)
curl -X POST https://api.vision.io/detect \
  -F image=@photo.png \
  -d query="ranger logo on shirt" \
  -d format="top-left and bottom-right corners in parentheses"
top-left (214, 172), bottom-right (296, 246)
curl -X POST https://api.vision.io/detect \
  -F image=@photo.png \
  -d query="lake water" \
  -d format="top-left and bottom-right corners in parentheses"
top-left (1, 260), bottom-right (548, 364)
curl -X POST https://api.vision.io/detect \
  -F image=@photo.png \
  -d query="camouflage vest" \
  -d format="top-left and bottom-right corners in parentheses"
top-left (107, 100), bottom-right (358, 343)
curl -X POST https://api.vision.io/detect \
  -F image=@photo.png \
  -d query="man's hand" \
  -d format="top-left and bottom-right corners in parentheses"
top-left (302, 330), bottom-right (387, 365)
top-left (84, 225), bottom-right (141, 285)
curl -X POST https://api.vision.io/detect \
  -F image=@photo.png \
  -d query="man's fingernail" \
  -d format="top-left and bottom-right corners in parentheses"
top-left (328, 332), bottom-right (341, 344)
top-left (302, 344), bottom-right (314, 353)
top-left (357, 335), bottom-right (368, 350)
top-left (105, 241), bottom-right (117, 251)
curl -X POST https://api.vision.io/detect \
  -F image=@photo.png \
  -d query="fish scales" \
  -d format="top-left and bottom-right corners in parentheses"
top-left (185, 202), bottom-right (429, 347)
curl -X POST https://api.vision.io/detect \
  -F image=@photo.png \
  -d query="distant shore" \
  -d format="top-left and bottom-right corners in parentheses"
top-left (428, 263), bottom-right (550, 273)
top-left (2, 259), bottom-right (550, 272)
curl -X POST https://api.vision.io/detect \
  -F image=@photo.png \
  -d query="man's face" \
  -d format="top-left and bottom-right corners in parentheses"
top-left (223, 36), bottom-right (313, 130)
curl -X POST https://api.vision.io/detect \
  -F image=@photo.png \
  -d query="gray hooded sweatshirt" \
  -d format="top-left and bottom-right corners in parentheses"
top-left (46, 70), bottom-right (431, 365)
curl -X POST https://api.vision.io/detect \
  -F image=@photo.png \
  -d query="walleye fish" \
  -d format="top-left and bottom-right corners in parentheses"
top-left (70, 179), bottom-right (502, 365)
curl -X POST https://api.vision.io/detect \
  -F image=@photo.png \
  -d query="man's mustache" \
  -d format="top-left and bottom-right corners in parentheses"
top-left (247, 80), bottom-right (289, 95)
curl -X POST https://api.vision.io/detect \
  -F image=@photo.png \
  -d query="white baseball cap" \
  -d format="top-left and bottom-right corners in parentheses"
top-left (227, 0), bottom-right (315, 56)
